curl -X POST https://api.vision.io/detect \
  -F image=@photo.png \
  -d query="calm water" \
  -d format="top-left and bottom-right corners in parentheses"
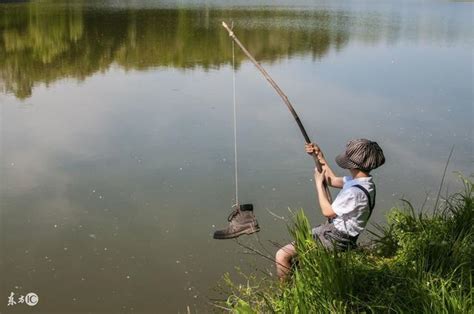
top-left (1, 0), bottom-right (472, 312)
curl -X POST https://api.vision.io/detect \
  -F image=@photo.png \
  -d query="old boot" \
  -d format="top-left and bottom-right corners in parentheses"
top-left (213, 204), bottom-right (260, 239)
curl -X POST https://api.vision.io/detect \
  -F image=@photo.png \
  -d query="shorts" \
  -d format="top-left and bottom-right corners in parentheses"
top-left (312, 222), bottom-right (358, 251)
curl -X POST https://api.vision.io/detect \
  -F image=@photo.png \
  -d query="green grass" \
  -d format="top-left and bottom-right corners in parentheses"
top-left (218, 176), bottom-right (473, 313)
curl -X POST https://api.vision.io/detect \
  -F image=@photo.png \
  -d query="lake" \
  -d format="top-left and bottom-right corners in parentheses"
top-left (0, 0), bottom-right (472, 312)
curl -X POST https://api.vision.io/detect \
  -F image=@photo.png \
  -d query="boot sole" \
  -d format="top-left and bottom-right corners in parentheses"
top-left (213, 225), bottom-right (260, 240)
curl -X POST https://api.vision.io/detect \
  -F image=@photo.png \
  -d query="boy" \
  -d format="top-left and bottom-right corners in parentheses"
top-left (275, 139), bottom-right (385, 280)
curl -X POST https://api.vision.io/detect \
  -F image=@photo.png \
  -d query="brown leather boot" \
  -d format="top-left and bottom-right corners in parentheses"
top-left (213, 204), bottom-right (260, 239)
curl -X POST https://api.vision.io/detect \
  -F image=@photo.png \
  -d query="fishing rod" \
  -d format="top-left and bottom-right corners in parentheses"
top-left (221, 22), bottom-right (331, 199)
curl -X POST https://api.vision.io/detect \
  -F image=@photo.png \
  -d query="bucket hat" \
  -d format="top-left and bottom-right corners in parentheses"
top-left (335, 139), bottom-right (385, 172)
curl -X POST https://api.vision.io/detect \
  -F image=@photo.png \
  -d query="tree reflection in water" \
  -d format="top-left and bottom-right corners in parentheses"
top-left (0, 1), bottom-right (469, 99)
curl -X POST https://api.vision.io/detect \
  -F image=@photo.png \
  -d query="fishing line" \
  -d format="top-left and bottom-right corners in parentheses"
top-left (213, 22), bottom-right (260, 240)
top-left (232, 21), bottom-right (239, 206)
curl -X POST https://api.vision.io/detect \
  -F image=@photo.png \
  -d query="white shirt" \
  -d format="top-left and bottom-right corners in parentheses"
top-left (332, 176), bottom-right (375, 237)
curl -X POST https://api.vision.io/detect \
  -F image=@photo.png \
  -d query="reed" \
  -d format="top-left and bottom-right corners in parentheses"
top-left (218, 175), bottom-right (473, 313)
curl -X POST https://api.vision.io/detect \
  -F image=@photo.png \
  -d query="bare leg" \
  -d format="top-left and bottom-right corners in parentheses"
top-left (275, 243), bottom-right (296, 281)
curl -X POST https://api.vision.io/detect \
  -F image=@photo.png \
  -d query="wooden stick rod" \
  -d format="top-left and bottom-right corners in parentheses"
top-left (221, 21), bottom-right (323, 172)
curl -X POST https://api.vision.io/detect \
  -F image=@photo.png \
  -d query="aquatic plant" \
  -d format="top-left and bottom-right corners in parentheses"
top-left (218, 176), bottom-right (473, 313)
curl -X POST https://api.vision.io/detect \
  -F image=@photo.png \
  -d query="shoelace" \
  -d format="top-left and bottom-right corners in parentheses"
top-left (227, 207), bottom-right (240, 222)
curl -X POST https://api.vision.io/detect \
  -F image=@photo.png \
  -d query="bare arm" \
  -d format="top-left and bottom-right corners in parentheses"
top-left (315, 169), bottom-right (336, 218)
top-left (305, 143), bottom-right (344, 188)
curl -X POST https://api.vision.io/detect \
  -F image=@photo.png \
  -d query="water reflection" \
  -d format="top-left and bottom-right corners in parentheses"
top-left (1, 1), bottom-right (471, 99)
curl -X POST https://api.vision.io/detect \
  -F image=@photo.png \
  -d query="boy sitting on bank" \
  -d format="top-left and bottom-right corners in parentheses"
top-left (275, 139), bottom-right (385, 280)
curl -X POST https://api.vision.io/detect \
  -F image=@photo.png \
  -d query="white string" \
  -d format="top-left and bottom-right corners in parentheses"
top-left (232, 23), bottom-right (239, 206)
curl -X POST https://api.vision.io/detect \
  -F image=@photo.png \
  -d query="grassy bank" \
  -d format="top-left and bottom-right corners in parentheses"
top-left (219, 176), bottom-right (473, 313)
